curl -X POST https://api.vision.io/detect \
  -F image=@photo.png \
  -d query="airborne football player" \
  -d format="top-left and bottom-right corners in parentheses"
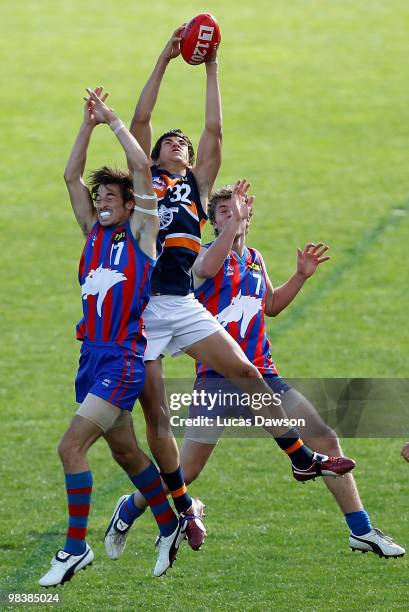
top-left (104, 19), bottom-right (357, 557)
top-left (39, 88), bottom-right (185, 587)
top-left (111, 179), bottom-right (404, 559)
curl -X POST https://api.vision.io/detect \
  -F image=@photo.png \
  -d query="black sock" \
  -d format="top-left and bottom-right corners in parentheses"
top-left (275, 427), bottom-right (315, 470)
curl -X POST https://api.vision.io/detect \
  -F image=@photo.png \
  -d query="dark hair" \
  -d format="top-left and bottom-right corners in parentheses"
top-left (88, 166), bottom-right (133, 203)
top-left (151, 129), bottom-right (195, 166)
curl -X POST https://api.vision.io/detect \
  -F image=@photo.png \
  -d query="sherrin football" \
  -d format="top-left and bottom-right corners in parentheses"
top-left (180, 14), bottom-right (221, 65)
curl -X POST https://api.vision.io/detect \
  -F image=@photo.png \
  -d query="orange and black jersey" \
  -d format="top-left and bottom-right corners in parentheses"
top-left (151, 166), bottom-right (207, 295)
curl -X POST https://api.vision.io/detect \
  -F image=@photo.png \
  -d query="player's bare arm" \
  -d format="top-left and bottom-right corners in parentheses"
top-left (130, 26), bottom-right (185, 156)
top-left (193, 179), bottom-right (254, 285)
top-left (86, 88), bottom-right (159, 259)
top-left (193, 48), bottom-right (223, 208)
top-left (264, 243), bottom-right (330, 316)
top-left (63, 87), bottom-right (109, 236)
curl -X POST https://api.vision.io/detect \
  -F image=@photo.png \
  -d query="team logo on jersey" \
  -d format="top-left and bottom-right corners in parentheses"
top-left (153, 176), bottom-right (166, 189)
top-left (225, 264), bottom-right (235, 276)
top-left (81, 265), bottom-right (127, 317)
top-left (158, 204), bottom-right (179, 229)
top-left (216, 290), bottom-right (262, 338)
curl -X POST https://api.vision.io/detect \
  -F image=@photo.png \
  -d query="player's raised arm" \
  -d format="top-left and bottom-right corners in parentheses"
top-left (193, 180), bottom-right (253, 285)
top-left (130, 26), bottom-right (185, 157)
top-left (63, 88), bottom-right (107, 235)
top-left (193, 49), bottom-right (223, 208)
top-left (264, 243), bottom-right (330, 316)
top-left (86, 88), bottom-right (159, 259)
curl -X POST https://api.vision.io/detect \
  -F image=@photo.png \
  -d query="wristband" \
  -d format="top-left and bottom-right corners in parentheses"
top-left (134, 205), bottom-right (159, 216)
top-left (134, 192), bottom-right (157, 200)
top-left (109, 119), bottom-right (125, 135)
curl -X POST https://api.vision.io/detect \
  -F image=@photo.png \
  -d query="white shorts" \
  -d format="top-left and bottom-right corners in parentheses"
top-left (143, 293), bottom-right (223, 361)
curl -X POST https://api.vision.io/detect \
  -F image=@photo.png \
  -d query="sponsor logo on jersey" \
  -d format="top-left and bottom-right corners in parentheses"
top-left (216, 290), bottom-right (262, 337)
top-left (247, 262), bottom-right (261, 271)
top-left (113, 229), bottom-right (126, 243)
top-left (81, 265), bottom-right (127, 316)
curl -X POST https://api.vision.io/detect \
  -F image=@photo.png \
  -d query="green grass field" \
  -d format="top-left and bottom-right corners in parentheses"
top-left (1, 0), bottom-right (409, 610)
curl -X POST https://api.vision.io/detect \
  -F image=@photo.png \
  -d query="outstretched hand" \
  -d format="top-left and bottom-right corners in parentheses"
top-left (83, 86), bottom-right (114, 125)
top-left (230, 179), bottom-right (255, 223)
top-left (161, 25), bottom-right (185, 62)
top-left (297, 243), bottom-right (330, 278)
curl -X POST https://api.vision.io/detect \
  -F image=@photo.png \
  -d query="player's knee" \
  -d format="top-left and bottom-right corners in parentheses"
top-left (144, 404), bottom-right (171, 432)
top-left (58, 433), bottom-right (77, 463)
top-left (222, 355), bottom-right (260, 380)
top-left (111, 448), bottom-right (138, 470)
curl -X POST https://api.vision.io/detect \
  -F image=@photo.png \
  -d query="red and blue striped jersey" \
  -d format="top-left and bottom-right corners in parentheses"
top-left (194, 245), bottom-right (278, 376)
top-left (76, 222), bottom-right (154, 355)
top-left (151, 167), bottom-right (207, 295)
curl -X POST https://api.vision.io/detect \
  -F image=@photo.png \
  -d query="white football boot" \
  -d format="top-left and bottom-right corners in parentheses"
top-left (39, 544), bottom-right (94, 587)
top-left (104, 495), bottom-right (131, 560)
top-left (153, 518), bottom-right (187, 577)
top-left (349, 528), bottom-right (405, 558)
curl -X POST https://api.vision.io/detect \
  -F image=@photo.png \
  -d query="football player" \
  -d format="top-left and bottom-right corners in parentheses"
top-left (39, 88), bottom-right (184, 587)
top-left (104, 29), bottom-right (356, 559)
top-left (104, 178), bottom-right (364, 562)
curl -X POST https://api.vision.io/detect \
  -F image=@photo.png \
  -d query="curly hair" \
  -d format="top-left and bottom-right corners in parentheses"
top-left (151, 129), bottom-right (195, 166)
top-left (88, 166), bottom-right (134, 203)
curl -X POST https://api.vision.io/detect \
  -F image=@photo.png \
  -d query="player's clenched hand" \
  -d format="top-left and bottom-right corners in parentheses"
top-left (230, 179), bottom-right (254, 223)
top-left (161, 25), bottom-right (185, 62)
top-left (401, 442), bottom-right (409, 463)
top-left (296, 243), bottom-right (330, 278)
top-left (84, 86), bottom-right (114, 125)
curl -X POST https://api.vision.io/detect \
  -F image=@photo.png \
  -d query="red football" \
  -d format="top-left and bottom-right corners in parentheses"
top-left (180, 14), bottom-right (221, 65)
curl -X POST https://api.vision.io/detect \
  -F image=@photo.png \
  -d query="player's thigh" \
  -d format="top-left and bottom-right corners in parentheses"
top-left (184, 329), bottom-right (255, 378)
top-left (180, 439), bottom-right (217, 483)
top-left (60, 395), bottom-right (116, 454)
top-left (75, 392), bottom-right (124, 433)
top-left (103, 410), bottom-right (140, 456)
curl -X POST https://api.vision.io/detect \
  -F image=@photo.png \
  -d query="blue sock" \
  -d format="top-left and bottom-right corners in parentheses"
top-left (64, 471), bottom-right (93, 555)
top-left (345, 510), bottom-right (372, 536)
top-left (119, 494), bottom-right (145, 525)
top-left (130, 463), bottom-right (178, 537)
